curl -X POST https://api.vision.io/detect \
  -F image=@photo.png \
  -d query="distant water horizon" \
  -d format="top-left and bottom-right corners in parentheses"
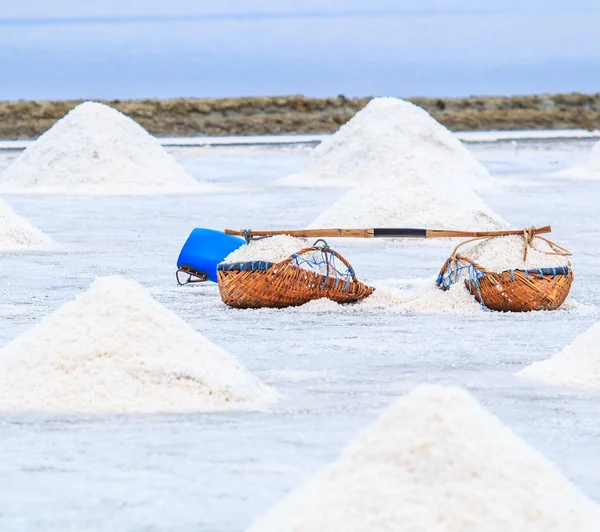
top-left (2, 1), bottom-right (599, 101)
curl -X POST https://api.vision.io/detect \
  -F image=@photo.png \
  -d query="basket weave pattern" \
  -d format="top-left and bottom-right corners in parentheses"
top-left (217, 246), bottom-right (375, 309)
top-left (463, 260), bottom-right (573, 312)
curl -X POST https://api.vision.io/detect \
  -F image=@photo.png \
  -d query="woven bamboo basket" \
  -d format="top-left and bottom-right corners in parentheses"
top-left (440, 253), bottom-right (574, 312)
top-left (217, 245), bottom-right (375, 309)
top-left (436, 232), bottom-right (573, 312)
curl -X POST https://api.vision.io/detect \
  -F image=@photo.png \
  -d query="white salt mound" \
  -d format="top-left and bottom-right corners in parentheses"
top-left (0, 276), bottom-right (277, 412)
top-left (224, 235), bottom-right (309, 264)
top-left (308, 152), bottom-right (507, 231)
top-left (0, 198), bottom-right (56, 250)
top-left (279, 97), bottom-right (492, 189)
top-left (249, 385), bottom-right (600, 532)
top-left (0, 102), bottom-right (202, 194)
top-left (555, 140), bottom-right (600, 179)
top-left (518, 320), bottom-right (600, 389)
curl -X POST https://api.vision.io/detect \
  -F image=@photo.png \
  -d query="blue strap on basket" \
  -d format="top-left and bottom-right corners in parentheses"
top-left (506, 266), bottom-right (570, 280)
top-left (291, 248), bottom-right (354, 291)
top-left (436, 258), bottom-right (487, 305)
top-left (217, 261), bottom-right (275, 272)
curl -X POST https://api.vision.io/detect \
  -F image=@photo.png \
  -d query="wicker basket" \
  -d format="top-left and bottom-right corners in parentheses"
top-left (438, 253), bottom-right (573, 312)
top-left (217, 245), bottom-right (375, 309)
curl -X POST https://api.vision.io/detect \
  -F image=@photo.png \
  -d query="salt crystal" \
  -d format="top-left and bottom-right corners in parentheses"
top-left (279, 97), bottom-right (492, 189)
top-left (249, 385), bottom-right (600, 532)
top-left (0, 198), bottom-right (56, 251)
top-left (0, 102), bottom-right (204, 195)
top-left (518, 319), bottom-right (600, 389)
top-left (0, 276), bottom-right (278, 412)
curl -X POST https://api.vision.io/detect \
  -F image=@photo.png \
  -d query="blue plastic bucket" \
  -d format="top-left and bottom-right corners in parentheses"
top-left (177, 228), bottom-right (245, 283)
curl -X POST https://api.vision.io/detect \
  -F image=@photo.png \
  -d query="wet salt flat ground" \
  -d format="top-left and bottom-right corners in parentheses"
top-left (0, 137), bottom-right (599, 531)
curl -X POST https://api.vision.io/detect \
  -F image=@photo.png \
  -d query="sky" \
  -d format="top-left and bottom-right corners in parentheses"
top-left (1, 0), bottom-right (599, 100)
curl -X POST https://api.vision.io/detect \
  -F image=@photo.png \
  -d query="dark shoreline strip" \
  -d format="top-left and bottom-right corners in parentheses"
top-left (1, 93), bottom-right (599, 140)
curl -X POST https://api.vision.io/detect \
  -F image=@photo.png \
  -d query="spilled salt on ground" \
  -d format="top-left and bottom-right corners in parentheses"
top-left (284, 278), bottom-right (482, 314)
top-left (555, 140), bottom-right (600, 179)
top-left (289, 297), bottom-right (350, 314)
top-left (248, 385), bottom-right (600, 532)
top-left (0, 276), bottom-right (278, 412)
top-left (379, 279), bottom-right (482, 313)
top-left (518, 319), bottom-right (600, 390)
top-left (0, 198), bottom-right (56, 251)
top-left (291, 297), bottom-right (343, 312)
top-left (293, 274), bottom-right (580, 315)
top-left (279, 97), bottom-right (492, 189)
top-left (224, 235), bottom-right (309, 264)
top-left (560, 298), bottom-right (585, 311)
top-left (461, 234), bottom-right (570, 272)
top-left (352, 277), bottom-right (482, 313)
top-left (0, 102), bottom-right (204, 194)
top-left (307, 151), bottom-right (507, 231)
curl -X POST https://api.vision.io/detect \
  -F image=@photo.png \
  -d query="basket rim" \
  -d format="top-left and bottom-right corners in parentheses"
top-left (217, 260), bottom-right (275, 272)
top-left (217, 260), bottom-right (366, 286)
top-left (480, 265), bottom-right (571, 277)
top-left (218, 244), bottom-right (360, 281)
top-left (451, 253), bottom-right (571, 276)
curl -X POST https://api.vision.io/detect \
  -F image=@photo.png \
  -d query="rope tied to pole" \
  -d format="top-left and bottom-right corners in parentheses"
top-left (448, 226), bottom-right (571, 267)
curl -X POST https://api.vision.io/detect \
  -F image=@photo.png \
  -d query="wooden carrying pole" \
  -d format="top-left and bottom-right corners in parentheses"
top-left (225, 226), bottom-right (552, 239)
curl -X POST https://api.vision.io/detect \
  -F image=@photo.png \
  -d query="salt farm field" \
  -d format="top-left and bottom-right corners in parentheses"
top-left (0, 136), bottom-right (599, 531)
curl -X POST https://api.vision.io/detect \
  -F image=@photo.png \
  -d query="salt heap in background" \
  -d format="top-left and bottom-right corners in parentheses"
top-left (307, 152), bottom-right (507, 231)
top-left (0, 102), bottom-right (202, 194)
top-left (555, 140), bottom-right (600, 179)
top-left (0, 276), bottom-right (277, 412)
top-left (279, 97), bottom-right (492, 189)
top-left (249, 385), bottom-right (600, 532)
top-left (0, 198), bottom-right (55, 251)
top-left (518, 320), bottom-right (600, 389)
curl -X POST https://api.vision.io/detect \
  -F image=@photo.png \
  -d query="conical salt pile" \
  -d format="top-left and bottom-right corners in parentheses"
top-left (0, 102), bottom-right (202, 194)
top-left (0, 198), bottom-right (55, 250)
top-left (518, 320), bottom-right (600, 389)
top-left (249, 385), bottom-right (599, 532)
top-left (556, 140), bottom-right (600, 179)
top-left (278, 97), bottom-right (492, 189)
top-left (0, 276), bottom-right (278, 412)
top-left (307, 152), bottom-right (507, 231)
